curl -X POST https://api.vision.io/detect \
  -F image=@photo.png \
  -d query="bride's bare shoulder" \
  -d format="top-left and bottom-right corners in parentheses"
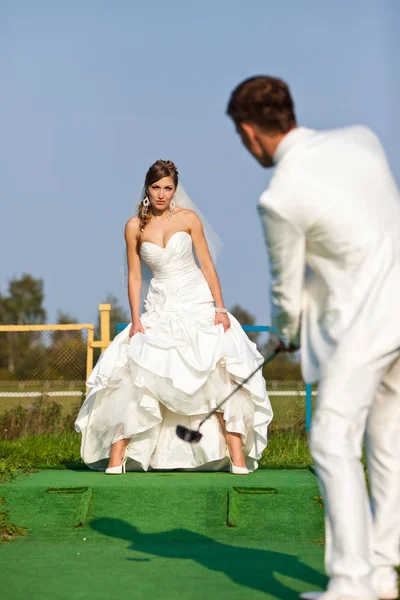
top-left (178, 208), bottom-right (200, 225)
top-left (125, 216), bottom-right (141, 238)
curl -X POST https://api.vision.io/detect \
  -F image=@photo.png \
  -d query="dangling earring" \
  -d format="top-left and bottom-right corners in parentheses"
top-left (142, 196), bottom-right (150, 215)
top-left (168, 198), bottom-right (176, 220)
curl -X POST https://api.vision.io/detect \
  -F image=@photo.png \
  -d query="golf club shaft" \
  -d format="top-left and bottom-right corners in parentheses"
top-left (198, 348), bottom-right (280, 429)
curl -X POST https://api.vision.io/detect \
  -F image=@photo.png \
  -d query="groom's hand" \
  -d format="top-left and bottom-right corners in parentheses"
top-left (286, 342), bottom-right (300, 353)
top-left (265, 333), bottom-right (299, 355)
top-left (264, 333), bottom-right (284, 356)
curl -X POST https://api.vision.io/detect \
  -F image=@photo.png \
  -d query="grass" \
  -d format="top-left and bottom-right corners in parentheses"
top-left (0, 495), bottom-right (28, 542)
top-left (0, 459), bottom-right (37, 542)
top-left (0, 430), bottom-right (312, 471)
top-left (260, 429), bottom-right (312, 468)
top-left (0, 434), bottom-right (80, 469)
top-left (0, 380), bottom-right (84, 420)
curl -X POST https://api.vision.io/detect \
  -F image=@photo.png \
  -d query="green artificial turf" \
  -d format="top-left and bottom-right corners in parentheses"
top-left (0, 469), bottom-right (326, 600)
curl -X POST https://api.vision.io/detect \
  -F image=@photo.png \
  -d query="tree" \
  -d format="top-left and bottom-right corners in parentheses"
top-left (0, 291), bottom-right (8, 376)
top-left (229, 304), bottom-right (260, 344)
top-left (52, 311), bottom-right (80, 345)
top-left (0, 274), bottom-right (46, 377)
top-left (0, 274), bottom-right (46, 325)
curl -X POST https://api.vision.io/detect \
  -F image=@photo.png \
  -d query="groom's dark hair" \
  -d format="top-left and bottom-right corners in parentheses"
top-left (227, 76), bottom-right (296, 133)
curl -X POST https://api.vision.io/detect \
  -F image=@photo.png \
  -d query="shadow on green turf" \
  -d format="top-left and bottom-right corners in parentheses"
top-left (91, 518), bottom-right (327, 598)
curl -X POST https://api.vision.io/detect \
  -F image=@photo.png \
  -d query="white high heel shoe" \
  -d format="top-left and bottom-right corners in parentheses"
top-left (105, 454), bottom-right (127, 475)
top-left (229, 460), bottom-right (249, 475)
top-left (225, 447), bottom-right (249, 475)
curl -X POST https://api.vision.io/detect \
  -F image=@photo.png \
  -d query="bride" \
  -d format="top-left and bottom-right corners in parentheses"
top-left (75, 160), bottom-right (272, 474)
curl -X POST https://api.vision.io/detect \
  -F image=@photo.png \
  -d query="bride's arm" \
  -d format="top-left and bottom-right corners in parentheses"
top-left (125, 218), bottom-right (144, 335)
top-left (188, 212), bottom-right (230, 331)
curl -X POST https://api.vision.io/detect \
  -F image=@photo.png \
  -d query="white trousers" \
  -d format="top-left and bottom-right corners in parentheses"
top-left (310, 349), bottom-right (400, 599)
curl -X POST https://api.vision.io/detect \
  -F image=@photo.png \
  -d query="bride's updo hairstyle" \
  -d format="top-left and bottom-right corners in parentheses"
top-left (138, 160), bottom-right (179, 231)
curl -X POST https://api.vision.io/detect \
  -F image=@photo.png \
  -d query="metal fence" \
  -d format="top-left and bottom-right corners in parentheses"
top-left (0, 306), bottom-right (113, 440)
top-left (0, 325), bottom-right (91, 439)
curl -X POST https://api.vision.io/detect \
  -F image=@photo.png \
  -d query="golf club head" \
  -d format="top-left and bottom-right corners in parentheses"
top-left (176, 425), bottom-right (203, 444)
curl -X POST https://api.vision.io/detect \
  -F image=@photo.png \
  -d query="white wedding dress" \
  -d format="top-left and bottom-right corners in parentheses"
top-left (75, 231), bottom-right (273, 472)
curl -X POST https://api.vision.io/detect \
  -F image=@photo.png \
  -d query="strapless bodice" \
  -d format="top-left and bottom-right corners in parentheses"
top-left (140, 231), bottom-right (198, 280)
top-left (140, 231), bottom-right (214, 315)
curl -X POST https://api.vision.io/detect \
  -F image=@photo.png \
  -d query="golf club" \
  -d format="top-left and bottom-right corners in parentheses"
top-left (176, 347), bottom-right (280, 444)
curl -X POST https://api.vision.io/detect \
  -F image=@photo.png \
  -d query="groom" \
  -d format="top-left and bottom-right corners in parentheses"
top-left (226, 76), bottom-right (400, 600)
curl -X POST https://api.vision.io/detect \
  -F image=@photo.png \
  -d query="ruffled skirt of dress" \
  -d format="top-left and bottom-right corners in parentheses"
top-left (75, 306), bottom-right (273, 472)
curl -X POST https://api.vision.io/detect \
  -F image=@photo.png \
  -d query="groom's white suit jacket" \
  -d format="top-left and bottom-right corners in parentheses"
top-left (258, 126), bottom-right (400, 383)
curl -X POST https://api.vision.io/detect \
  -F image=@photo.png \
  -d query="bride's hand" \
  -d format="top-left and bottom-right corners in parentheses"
top-left (129, 320), bottom-right (144, 337)
top-left (214, 312), bottom-right (231, 332)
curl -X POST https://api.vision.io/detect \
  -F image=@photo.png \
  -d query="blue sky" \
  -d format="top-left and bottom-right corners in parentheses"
top-left (1, 0), bottom-right (399, 328)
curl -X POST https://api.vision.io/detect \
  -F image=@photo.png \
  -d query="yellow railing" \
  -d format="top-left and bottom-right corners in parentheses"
top-left (0, 303), bottom-right (112, 382)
